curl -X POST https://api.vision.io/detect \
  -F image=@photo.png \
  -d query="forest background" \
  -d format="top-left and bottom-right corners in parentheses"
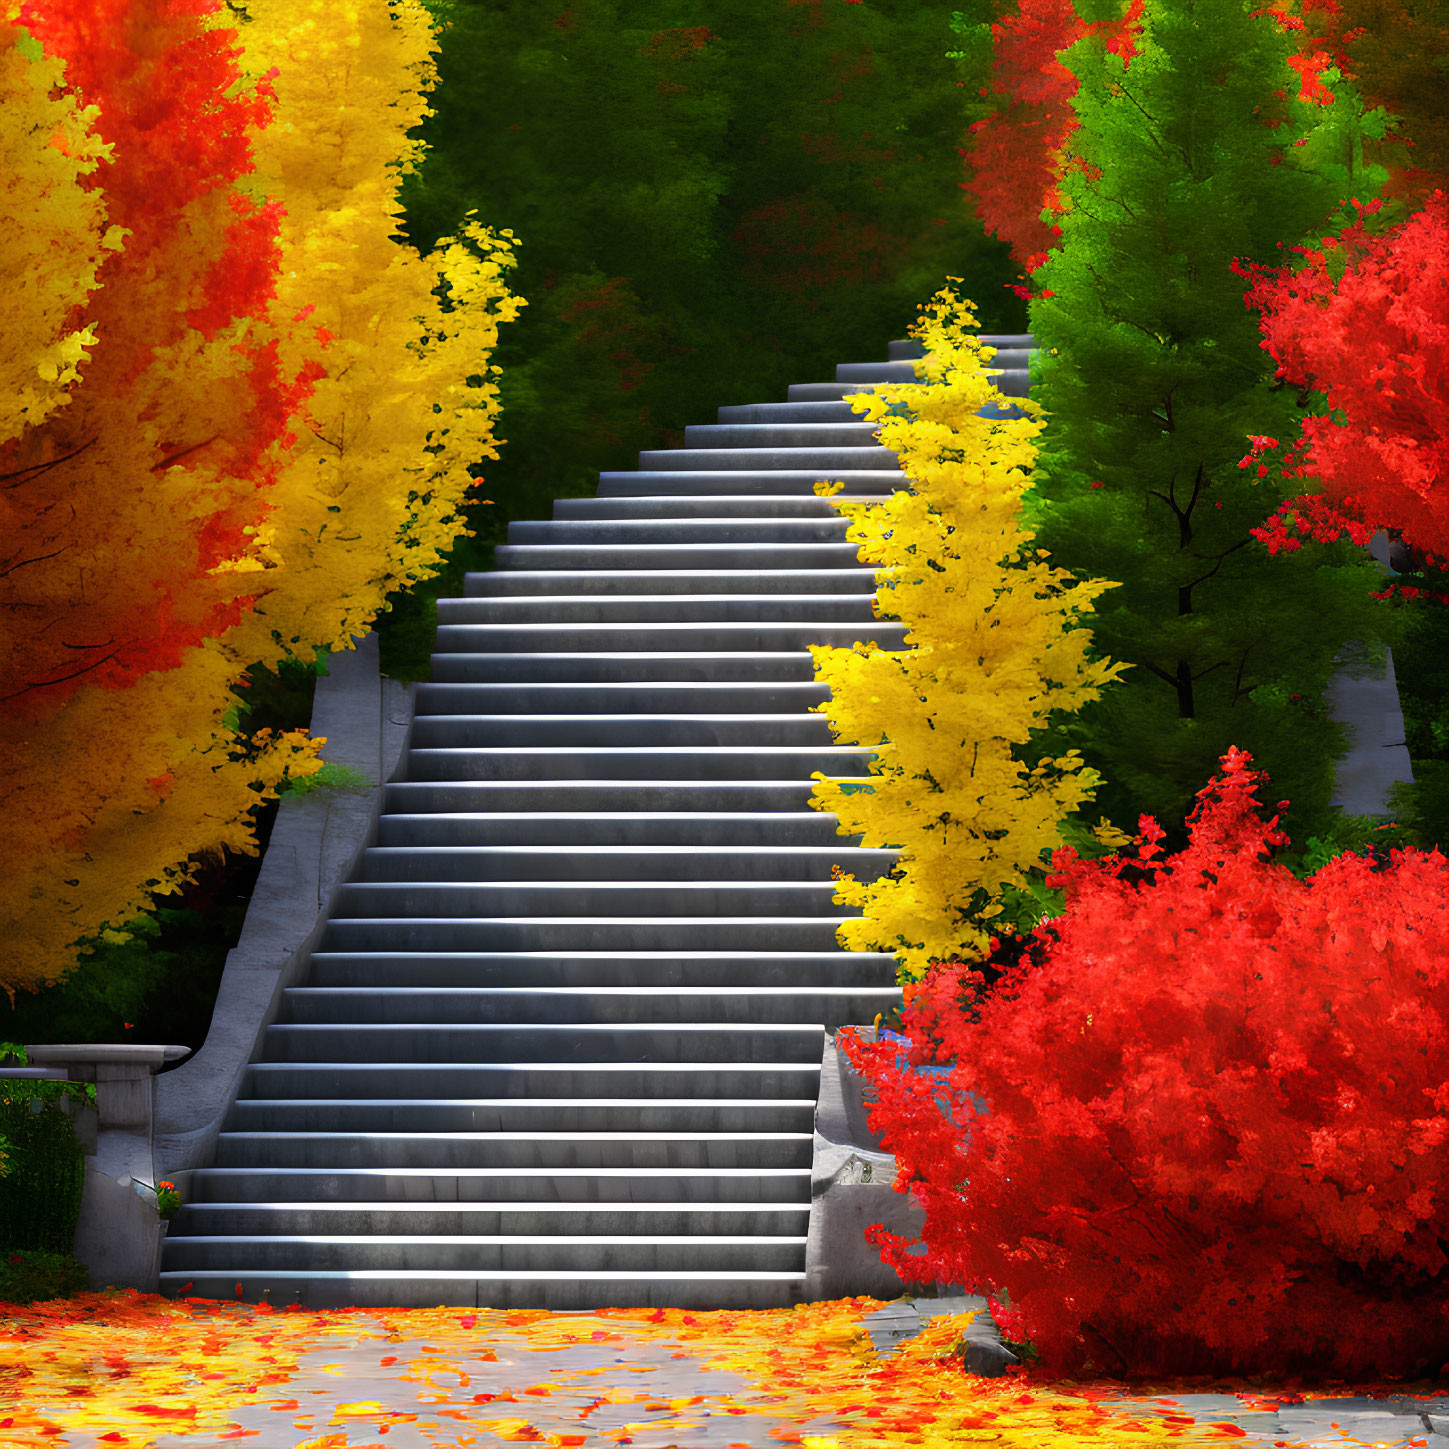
top-left (5, 0), bottom-right (1447, 1057)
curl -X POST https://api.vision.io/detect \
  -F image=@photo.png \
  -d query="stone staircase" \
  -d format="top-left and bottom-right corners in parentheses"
top-left (156, 334), bottom-right (1035, 1311)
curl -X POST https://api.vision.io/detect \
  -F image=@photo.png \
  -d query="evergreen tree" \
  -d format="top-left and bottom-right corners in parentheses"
top-left (1014, 0), bottom-right (1408, 865)
top-left (394, 0), bottom-right (1024, 569)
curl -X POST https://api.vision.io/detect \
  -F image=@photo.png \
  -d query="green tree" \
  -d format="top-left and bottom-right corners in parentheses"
top-left (1014, 0), bottom-right (1408, 867)
top-left (386, 0), bottom-right (1026, 677)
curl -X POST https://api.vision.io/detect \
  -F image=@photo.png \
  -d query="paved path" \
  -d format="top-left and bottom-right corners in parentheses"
top-left (7, 1295), bottom-right (1449, 1448)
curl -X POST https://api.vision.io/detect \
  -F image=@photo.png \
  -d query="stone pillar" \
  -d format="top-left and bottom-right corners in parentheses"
top-left (22, 1044), bottom-right (191, 1292)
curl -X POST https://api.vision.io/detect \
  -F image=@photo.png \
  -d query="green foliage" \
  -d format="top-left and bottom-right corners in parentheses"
top-left (275, 762), bottom-right (374, 797)
top-left (0, 902), bottom-right (243, 1053)
top-left (0, 1090), bottom-right (84, 1255)
top-left (384, 0), bottom-right (1027, 681)
top-left (1015, 0), bottom-right (1404, 862)
top-left (0, 1247), bottom-right (91, 1306)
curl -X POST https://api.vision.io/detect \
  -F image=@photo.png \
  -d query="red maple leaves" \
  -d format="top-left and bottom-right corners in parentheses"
top-left (848, 745), bottom-right (1449, 1381)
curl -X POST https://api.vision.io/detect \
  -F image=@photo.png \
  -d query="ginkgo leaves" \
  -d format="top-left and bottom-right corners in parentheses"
top-left (808, 281), bottom-right (1131, 981)
top-left (0, 15), bottom-right (120, 447)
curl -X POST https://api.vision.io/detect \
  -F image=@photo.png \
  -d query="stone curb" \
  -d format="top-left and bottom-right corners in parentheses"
top-left (147, 635), bottom-right (412, 1241)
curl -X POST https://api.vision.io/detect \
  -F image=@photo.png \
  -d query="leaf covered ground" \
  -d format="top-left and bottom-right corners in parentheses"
top-left (0, 1291), bottom-right (1437, 1448)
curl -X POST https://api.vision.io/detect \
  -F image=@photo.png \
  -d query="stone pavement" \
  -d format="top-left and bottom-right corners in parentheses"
top-left (16, 1297), bottom-right (1449, 1447)
top-left (866, 1300), bottom-right (1449, 1449)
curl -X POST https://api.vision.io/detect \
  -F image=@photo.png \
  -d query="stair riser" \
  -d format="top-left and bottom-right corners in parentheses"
top-left (155, 1272), bottom-right (807, 1310)
top-left (431, 624), bottom-right (905, 651)
top-left (184, 1167), bottom-right (814, 1203)
top-left (597, 471), bottom-right (900, 497)
top-left (317, 920), bottom-right (855, 951)
top-left (786, 382), bottom-right (1030, 410)
top-left (552, 497), bottom-right (892, 519)
top-left (493, 544), bottom-right (871, 569)
top-left (724, 385), bottom-right (1029, 419)
top-left (438, 597), bottom-right (883, 623)
top-left (414, 684), bottom-right (832, 712)
top-left (683, 424), bottom-right (887, 448)
top-left (636, 448), bottom-right (895, 473)
top-left (304, 953), bottom-right (898, 990)
top-left (211, 1136), bottom-right (812, 1170)
top-left (402, 748), bottom-right (878, 782)
top-left (162, 1240), bottom-right (805, 1273)
top-left (407, 715), bottom-right (839, 746)
top-left (383, 783), bottom-right (833, 811)
top-left (887, 338), bottom-right (1034, 358)
top-left (172, 1205), bottom-right (811, 1235)
top-left (375, 814), bottom-right (855, 847)
top-left (260, 1024), bottom-right (826, 1063)
top-left (355, 846), bottom-right (899, 881)
top-left (333, 884), bottom-right (849, 916)
top-left (464, 568), bottom-right (881, 595)
top-left (223, 1103), bottom-right (819, 1133)
top-left (428, 654), bottom-right (844, 684)
top-left (507, 519), bottom-right (857, 544)
top-left (278, 988), bottom-right (898, 1026)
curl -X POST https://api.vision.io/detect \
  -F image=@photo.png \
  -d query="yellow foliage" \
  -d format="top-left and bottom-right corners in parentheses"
top-left (808, 280), bottom-right (1133, 980)
top-left (0, 14), bottom-right (119, 446)
top-left (213, 0), bottom-right (527, 661)
top-left (0, 0), bottom-right (523, 998)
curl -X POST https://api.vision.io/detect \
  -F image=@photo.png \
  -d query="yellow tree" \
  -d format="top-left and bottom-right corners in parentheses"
top-left (0, 0), bottom-right (523, 1002)
top-left (211, 0), bottom-right (526, 660)
top-left (809, 281), bottom-right (1132, 981)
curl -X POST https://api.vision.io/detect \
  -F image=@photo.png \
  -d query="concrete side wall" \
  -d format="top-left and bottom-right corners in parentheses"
top-left (152, 635), bottom-right (412, 1194)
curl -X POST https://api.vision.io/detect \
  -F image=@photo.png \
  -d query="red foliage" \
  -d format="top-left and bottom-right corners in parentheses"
top-left (3, 0), bottom-right (315, 714)
top-left (960, 0), bottom-right (1143, 276)
top-left (1234, 191), bottom-right (1449, 588)
top-left (847, 746), bottom-right (1449, 1381)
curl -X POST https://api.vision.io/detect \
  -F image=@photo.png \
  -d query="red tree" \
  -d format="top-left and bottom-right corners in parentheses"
top-left (2, 0), bottom-right (313, 718)
top-left (848, 746), bottom-right (1449, 1381)
top-left (959, 0), bottom-right (1141, 282)
top-left (1236, 190), bottom-right (1449, 605)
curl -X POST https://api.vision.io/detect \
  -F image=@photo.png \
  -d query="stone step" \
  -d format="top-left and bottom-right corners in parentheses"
top-left (316, 916), bottom-right (859, 952)
top-left (223, 1099), bottom-right (820, 1133)
top-left (552, 496), bottom-right (895, 519)
top-left (681, 422), bottom-right (887, 449)
top-left (278, 985), bottom-right (895, 1026)
top-left (303, 952), bottom-right (898, 990)
top-left (374, 811), bottom-right (854, 847)
top-left (259, 1022), bottom-right (826, 1065)
top-left (716, 384), bottom-right (1028, 423)
top-left (492, 542), bottom-right (872, 570)
top-left (402, 745), bottom-right (879, 781)
top-left (464, 567), bottom-right (881, 595)
top-left (431, 622), bottom-right (906, 653)
top-left (356, 845), bottom-right (899, 882)
top-left (413, 682), bottom-right (832, 713)
top-left (382, 782), bottom-right (844, 813)
top-left (183, 1163), bottom-right (812, 1205)
top-left (427, 653), bottom-right (835, 684)
top-left (634, 447), bottom-right (895, 473)
top-left (172, 1201), bottom-right (813, 1236)
top-left (239, 1062), bottom-right (824, 1103)
top-left (154, 1270), bottom-right (808, 1310)
top-left (162, 1233), bottom-right (806, 1275)
top-left (211, 1131), bottom-right (813, 1171)
top-left (887, 334), bottom-right (1035, 358)
top-left (438, 595), bottom-right (884, 624)
top-left (596, 470), bottom-right (902, 497)
top-left (333, 881), bottom-right (853, 918)
top-left (406, 714), bottom-right (841, 747)
top-left (508, 517), bottom-right (859, 545)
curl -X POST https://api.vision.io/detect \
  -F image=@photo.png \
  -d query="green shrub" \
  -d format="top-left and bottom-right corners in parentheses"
top-left (0, 1248), bottom-right (91, 1306)
top-left (0, 1068), bottom-right (86, 1256)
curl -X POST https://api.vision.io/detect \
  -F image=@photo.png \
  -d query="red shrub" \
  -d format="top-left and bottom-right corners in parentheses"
top-left (846, 746), bottom-right (1449, 1381)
